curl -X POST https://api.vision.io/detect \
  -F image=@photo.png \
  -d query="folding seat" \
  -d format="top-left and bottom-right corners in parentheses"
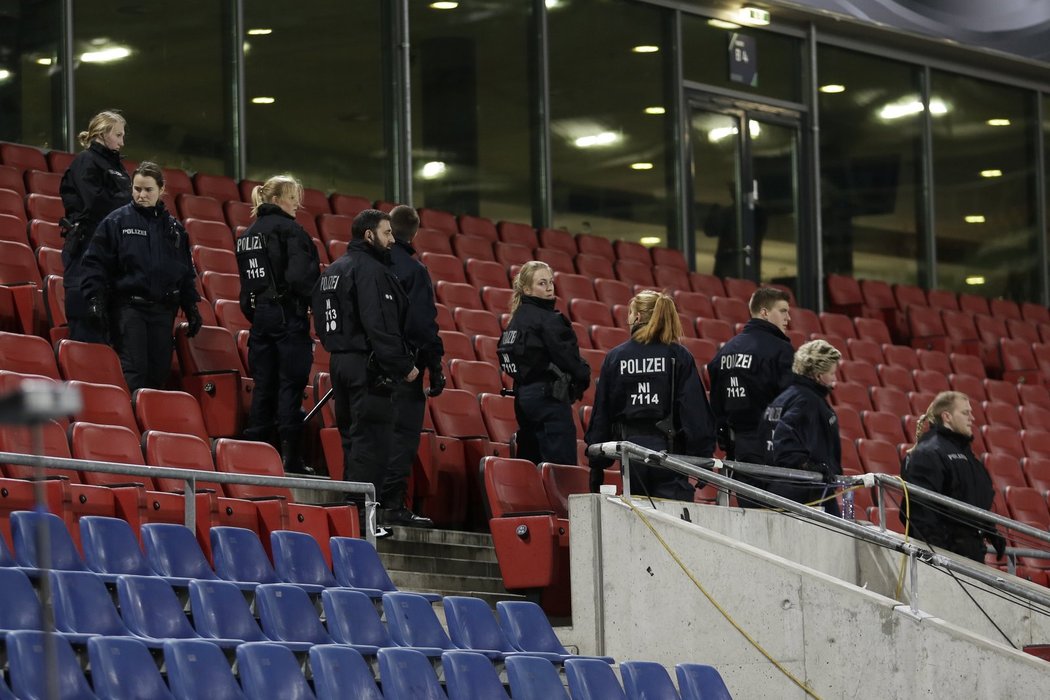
top-left (0, 333), bottom-right (56, 380)
top-left (722, 277), bottom-right (757, 301)
top-left (574, 253), bottom-right (615, 280)
top-left (985, 378), bottom-right (1020, 406)
top-left (190, 172), bottom-right (238, 202)
top-left (159, 167), bottom-right (194, 197)
top-left (0, 143), bottom-right (45, 172)
top-left (451, 234), bottom-right (495, 263)
top-left (6, 631), bottom-right (97, 700)
top-left (1000, 337), bottom-right (1041, 385)
top-left (315, 213), bottom-right (352, 247)
top-left (1021, 301), bottom-right (1050, 325)
top-left (442, 651), bottom-right (512, 700)
top-left (0, 213), bottom-right (26, 246)
top-left (476, 393), bottom-right (516, 448)
top-left (51, 569), bottom-right (168, 644)
top-left (464, 259), bottom-right (507, 290)
top-left (569, 298), bottom-right (613, 328)
top-left (535, 227), bottom-right (574, 255)
top-left (615, 259), bottom-right (655, 288)
top-left (786, 307), bottom-right (819, 337)
top-left (268, 529), bottom-right (352, 592)
top-left (0, 190), bottom-right (26, 227)
top-left (222, 200), bottom-right (253, 229)
top-left (22, 193), bottom-right (62, 224)
top-left (880, 344), bottom-right (919, 373)
top-left (475, 288), bottom-right (511, 319)
top-left (893, 283), bottom-right (927, 311)
top-left (697, 317), bottom-right (733, 345)
top-left (209, 526), bottom-right (319, 593)
top-left (175, 324), bottom-right (249, 436)
top-left (852, 317), bottom-right (890, 347)
top-left (0, 568), bottom-right (96, 645)
top-left (983, 401), bottom-right (1021, 430)
top-left (200, 271), bottom-right (240, 304)
top-left (328, 192), bottom-right (371, 217)
top-left (1005, 486), bottom-right (1050, 553)
top-left (861, 410), bottom-right (906, 445)
top-left (133, 388), bottom-right (209, 441)
top-left (438, 331), bottom-right (477, 364)
top-left (408, 228), bottom-right (449, 257)
top-left (1007, 317), bottom-right (1041, 346)
top-left (672, 291), bottom-right (713, 322)
top-left (550, 273), bottom-right (594, 303)
top-left (948, 373), bottom-right (987, 402)
top-left (1019, 403), bottom-right (1050, 432)
top-left (907, 305), bottom-right (948, 352)
top-left (983, 453), bottom-right (1027, 492)
top-left (620, 660), bottom-right (680, 700)
top-left (496, 220), bottom-right (537, 249)
top-left (679, 338), bottom-right (716, 369)
top-left (139, 522), bottom-right (224, 583)
top-left (90, 638), bottom-right (178, 700)
top-left (574, 233), bottom-right (614, 261)
top-left (858, 279), bottom-right (901, 330)
top-left (1019, 385), bottom-right (1050, 413)
top-left (846, 338), bottom-right (884, 366)
top-left (40, 274), bottom-right (67, 336)
top-left (653, 265), bottom-right (691, 292)
top-left (294, 186), bottom-right (328, 217)
top-left (867, 387), bottom-right (909, 419)
top-left (982, 424), bottom-right (1025, 460)
top-left (811, 332), bottom-right (847, 358)
top-left (990, 298), bottom-right (1022, 321)
top-left (956, 292), bottom-right (989, 316)
top-left (56, 338), bottom-right (128, 394)
top-left (69, 380), bottom-right (138, 434)
top-left (1023, 457), bottom-right (1050, 492)
top-left (685, 273), bottom-right (721, 298)
top-left (505, 656), bottom-right (571, 700)
top-left (417, 207), bottom-right (457, 235)
top-left (912, 369), bottom-right (951, 396)
top-left (436, 280), bottom-right (483, 311)
top-left (826, 274), bottom-right (864, 316)
top-left (453, 308), bottom-right (501, 339)
top-left (234, 642), bottom-right (317, 699)
top-left (311, 645), bottom-right (385, 700)
top-left (0, 240), bottom-right (46, 333)
top-left (856, 438), bottom-right (901, 476)
top-left (27, 219), bottom-right (61, 251)
top-left (238, 178), bottom-right (263, 202)
top-left (378, 647), bottom-right (447, 700)
top-left (184, 218), bottom-right (234, 252)
top-left (923, 288), bottom-right (957, 312)
top-left (974, 313), bottom-right (1007, 373)
top-left (830, 381), bottom-right (871, 412)
top-left (538, 462), bottom-right (590, 520)
top-left (10, 510), bottom-right (100, 573)
top-left (711, 296), bottom-right (749, 326)
top-left (428, 304), bottom-right (453, 334)
top-left (877, 364), bottom-right (915, 393)
top-left (449, 359), bottom-right (502, 397)
top-left (0, 164), bottom-right (25, 197)
top-left (178, 193), bottom-right (224, 222)
top-left (492, 241), bottom-right (531, 268)
top-left (384, 591), bottom-right (483, 659)
top-left (676, 664), bottom-right (733, 700)
top-left (24, 169), bottom-right (61, 197)
top-left (916, 348), bottom-right (952, 376)
top-left (526, 247), bottom-right (571, 276)
top-left (950, 351), bottom-right (986, 379)
top-left (591, 325), bottom-right (630, 350)
top-left (907, 390), bottom-right (935, 417)
top-left (839, 360), bottom-right (878, 388)
top-left (1034, 343), bottom-right (1050, 384)
top-left (1022, 429), bottom-right (1050, 460)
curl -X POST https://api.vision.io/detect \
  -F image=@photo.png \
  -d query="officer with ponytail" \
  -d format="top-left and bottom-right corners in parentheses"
top-left (585, 290), bottom-right (715, 500)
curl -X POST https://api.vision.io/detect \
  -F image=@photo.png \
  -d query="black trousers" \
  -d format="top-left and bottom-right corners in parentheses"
top-left (244, 303), bottom-right (313, 443)
top-left (113, 303), bottom-right (176, 392)
top-left (620, 433), bottom-right (694, 501)
top-left (63, 249), bottom-right (107, 344)
top-left (514, 383), bottom-right (577, 466)
top-left (385, 374), bottom-right (426, 508)
top-left (330, 352), bottom-right (398, 505)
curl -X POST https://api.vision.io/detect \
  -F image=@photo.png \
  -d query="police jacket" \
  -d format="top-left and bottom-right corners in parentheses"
top-left (500, 295), bottom-right (590, 388)
top-left (708, 318), bottom-right (793, 432)
top-left (763, 374), bottom-right (841, 477)
top-left (901, 425), bottom-right (994, 547)
top-left (586, 339), bottom-right (715, 469)
top-left (312, 240), bottom-right (415, 380)
top-left (235, 203), bottom-right (320, 317)
top-left (80, 201), bottom-right (198, 310)
top-left (59, 142), bottom-right (131, 236)
top-left (390, 239), bottom-right (443, 371)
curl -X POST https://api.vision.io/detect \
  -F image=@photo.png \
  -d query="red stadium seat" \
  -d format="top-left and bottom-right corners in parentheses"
top-left (435, 281), bottom-right (482, 311)
top-left (673, 291), bottom-right (713, 321)
top-left (192, 173), bottom-right (239, 202)
top-left (837, 405), bottom-right (864, 441)
top-left (538, 228), bottom-right (576, 256)
top-left (1021, 302), bottom-right (1050, 325)
top-left (613, 240), bottom-right (651, 265)
top-left (1022, 429), bottom-right (1050, 460)
top-left (825, 274), bottom-right (864, 317)
top-left (0, 331), bottom-right (58, 379)
top-left (47, 151), bottom-right (75, 174)
top-left (846, 338), bottom-right (884, 366)
top-left (789, 307), bottom-right (821, 337)
top-left (1020, 401), bottom-right (1050, 433)
top-left (553, 272), bottom-right (595, 302)
top-left (881, 344), bottom-right (919, 372)
top-left (893, 283), bottom-right (927, 311)
top-left (912, 369), bottom-right (950, 396)
top-left (0, 188), bottom-right (26, 224)
top-left (301, 187), bottom-right (330, 216)
top-left (533, 247), bottom-right (574, 275)
top-left (854, 317), bottom-right (892, 346)
top-left (697, 318), bottom-right (733, 345)
top-left (1019, 384), bottom-right (1050, 410)
top-left (916, 349), bottom-right (951, 376)
top-left (596, 279), bottom-right (633, 307)
top-left (192, 245), bottom-right (238, 275)
top-left (329, 193), bottom-right (371, 217)
top-left (574, 254), bottom-right (614, 280)
top-left (458, 214), bottom-right (498, 241)
top-left (983, 452), bottom-right (1027, 491)
top-left (415, 228), bottom-right (454, 256)
top-left (925, 288), bottom-right (958, 311)
top-left (0, 213), bottom-right (28, 245)
top-left (877, 364), bottom-right (915, 393)
top-left (317, 214), bottom-right (353, 246)
top-left (907, 306), bottom-right (948, 352)
top-left (496, 221), bottom-right (537, 249)
top-left (590, 325), bottom-right (629, 351)
top-left (1023, 457), bottom-right (1050, 492)
top-left (862, 410), bottom-right (906, 445)
top-left (653, 265), bottom-right (690, 292)
top-left (985, 378), bottom-right (1020, 406)
top-left (0, 166), bottom-right (25, 198)
top-left (711, 296), bottom-right (749, 326)
top-left (161, 168), bottom-right (194, 197)
top-left (839, 360), bottom-right (878, 388)
top-left (681, 337), bottom-right (717, 367)
top-left (185, 219), bottom-right (234, 253)
top-left (575, 233), bottom-right (614, 261)
top-left (0, 142), bottom-right (47, 172)
top-left (570, 299), bottom-right (614, 328)
top-left (449, 360), bottom-right (502, 397)
top-left (989, 298), bottom-right (1022, 321)
top-left (982, 424), bottom-right (1025, 460)
top-left (840, 436), bottom-right (861, 473)
top-left (689, 273), bottom-right (724, 298)
top-left (418, 208), bottom-right (458, 235)
top-left (24, 169), bottom-right (61, 197)
top-left (453, 308), bottom-right (501, 339)
top-left (214, 300), bottom-right (251, 337)
top-left (465, 259), bottom-right (508, 290)
top-left (421, 253), bottom-right (467, 285)
top-left (820, 312), bottom-right (856, 340)
top-left (949, 352), bottom-right (986, 379)
top-left (36, 246), bottom-right (62, 277)
top-left (958, 293), bottom-right (990, 316)
top-left (857, 438), bottom-right (901, 476)
top-left (480, 287), bottom-right (512, 315)
top-left (68, 380), bottom-right (139, 435)
top-left (723, 277), bottom-right (757, 301)
top-left (948, 373), bottom-right (987, 402)
top-left (983, 401), bottom-right (1021, 430)
top-left (1005, 486), bottom-right (1050, 532)
top-left (133, 388), bottom-right (210, 442)
top-left (43, 274), bottom-right (67, 339)
top-left (439, 330), bottom-right (477, 362)
top-left (1007, 318), bottom-right (1041, 345)
top-left (614, 260), bottom-right (655, 288)
top-left (870, 386), bottom-right (911, 418)
top-left (651, 247), bottom-right (687, 270)
top-left (238, 179), bottom-right (263, 202)
top-left (1000, 338), bottom-right (1041, 386)
top-left (452, 234), bottom-right (496, 263)
top-left (200, 271), bottom-right (240, 304)
top-left (435, 304), bottom-right (455, 332)
top-left (174, 324), bottom-right (247, 437)
top-left (833, 381), bottom-right (873, 412)
top-left (493, 242), bottom-right (532, 268)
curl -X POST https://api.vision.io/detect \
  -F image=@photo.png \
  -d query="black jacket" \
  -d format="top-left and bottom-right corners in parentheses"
top-left (390, 239), bottom-right (443, 371)
top-left (586, 338), bottom-right (715, 469)
top-left (707, 318), bottom-right (794, 432)
top-left (901, 425), bottom-right (995, 549)
top-left (80, 201), bottom-right (198, 310)
top-left (235, 203), bottom-right (319, 317)
top-left (764, 375), bottom-right (841, 475)
top-left (59, 142), bottom-right (131, 237)
top-left (312, 240), bottom-right (415, 379)
top-left (500, 295), bottom-right (590, 387)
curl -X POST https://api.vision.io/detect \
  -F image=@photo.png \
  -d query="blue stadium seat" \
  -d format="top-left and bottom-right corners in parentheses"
top-left (565, 657), bottom-right (628, 700)
top-left (444, 595), bottom-right (558, 661)
top-left (0, 568), bottom-right (94, 644)
top-left (620, 660), bottom-right (681, 700)
top-left (675, 663), bottom-right (733, 700)
top-left (87, 636), bottom-right (175, 700)
top-left (11, 510), bottom-right (111, 578)
top-left (116, 574), bottom-right (241, 648)
top-left (50, 570), bottom-right (150, 644)
top-left (269, 529), bottom-right (342, 589)
top-left (505, 655), bottom-right (570, 700)
top-left (377, 647), bottom-right (447, 700)
top-left (384, 592), bottom-right (489, 658)
top-left (0, 675), bottom-right (12, 700)
top-left (188, 579), bottom-right (311, 651)
top-left (308, 645), bottom-right (384, 700)
top-left (331, 536), bottom-right (441, 602)
top-left (164, 639), bottom-right (247, 700)
top-left (236, 642), bottom-right (317, 700)
top-left (211, 526), bottom-right (323, 593)
top-left (497, 600), bottom-right (614, 664)
top-left (6, 629), bottom-right (99, 700)
top-left (442, 650), bottom-right (511, 700)
top-left (321, 588), bottom-right (402, 654)
top-left (140, 522), bottom-right (250, 587)
top-left (80, 515), bottom-right (192, 586)
top-left (254, 583), bottom-right (335, 646)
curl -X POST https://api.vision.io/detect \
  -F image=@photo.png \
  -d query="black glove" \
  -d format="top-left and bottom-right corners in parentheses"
top-left (86, 295), bottom-right (108, 332)
top-left (184, 304), bottom-right (203, 338)
top-left (589, 466), bottom-right (604, 494)
top-left (426, 367), bottom-right (446, 397)
top-left (716, 425), bottom-right (732, 453)
top-left (987, 531), bottom-right (1007, 560)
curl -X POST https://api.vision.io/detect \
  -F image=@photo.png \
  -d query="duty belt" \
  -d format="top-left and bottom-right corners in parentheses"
top-left (125, 294), bottom-right (178, 309)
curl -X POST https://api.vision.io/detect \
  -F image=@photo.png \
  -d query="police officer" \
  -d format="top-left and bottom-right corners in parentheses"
top-left (707, 287), bottom-right (793, 473)
top-left (498, 261), bottom-right (589, 466)
top-left (80, 161), bottom-right (202, 392)
top-left (59, 110), bottom-right (132, 343)
top-left (759, 339), bottom-right (842, 514)
top-left (383, 205), bottom-right (444, 527)
top-left (901, 391), bottom-right (1005, 562)
top-left (313, 209), bottom-right (417, 537)
top-left (585, 291), bottom-right (715, 500)
top-left (236, 175), bottom-right (320, 475)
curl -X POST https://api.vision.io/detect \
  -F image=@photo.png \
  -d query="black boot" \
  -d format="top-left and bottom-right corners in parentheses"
top-left (279, 430), bottom-right (315, 476)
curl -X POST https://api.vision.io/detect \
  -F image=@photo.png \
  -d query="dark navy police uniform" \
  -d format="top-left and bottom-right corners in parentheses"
top-left (80, 200), bottom-right (199, 392)
top-left (499, 295), bottom-right (590, 466)
top-left (313, 240), bottom-right (415, 505)
top-left (901, 425), bottom-right (996, 561)
top-left (236, 203), bottom-right (320, 463)
top-left (59, 142), bottom-right (131, 343)
top-left (586, 339), bottom-right (715, 500)
top-left (758, 374), bottom-right (841, 514)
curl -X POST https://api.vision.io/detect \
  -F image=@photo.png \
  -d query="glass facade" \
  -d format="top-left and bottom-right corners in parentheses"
top-left (0, 0), bottom-right (63, 148)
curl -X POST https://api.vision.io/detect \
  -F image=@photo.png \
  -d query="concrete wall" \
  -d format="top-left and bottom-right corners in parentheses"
top-left (566, 494), bottom-right (1050, 698)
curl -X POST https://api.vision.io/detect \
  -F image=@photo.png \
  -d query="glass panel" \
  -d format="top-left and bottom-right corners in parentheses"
top-left (245, 2), bottom-right (384, 198)
top-left (410, 2), bottom-right (531, 223)
top-left (692, 111), bottom-right (742, 275)
top-left (73, 2), bottom-right (226, 174)
top-left (0, 0), bottom-right (63, 148)
top-left (752, 119), bottom-right (798, 286)
top-left (682, 15), bottom-right (802, 104)
top-left (931, 72), bottom-right (1038, 302)
top-left (549, 0), bottom-right (671, 244)
top-left (817, 45), bottom-right (923, 284)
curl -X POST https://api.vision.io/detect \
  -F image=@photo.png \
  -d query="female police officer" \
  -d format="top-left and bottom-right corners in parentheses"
top-left (585, 290), bottom-right (715, 500)
top-left (498, 261), bottom-right (590, 466)
top-left (235, 175), bottom-right (320, 475)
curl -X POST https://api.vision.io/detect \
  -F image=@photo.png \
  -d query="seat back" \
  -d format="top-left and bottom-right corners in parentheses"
top-left (69, 421), bottom-right (153, 488)
top-left (164, 639), bottom-right (248, 700)
top-left (496, 600), bottom-right (570, 655)
top-left (255, 583), bottom-right (333, 645)
top-left (322, 588), bottom-right (394, 647)
top-left (213, 438), bottom-right (292, 500)
top-left (429, 389), bottom-right (489, 439)
top-left (309, 645), bottom-right (384, 700)
top-left (0, 568), bottom-right (45, 633)
top-left (210, 525), bottom-right (279, 583)
top-left (540, 463), bottom-right (590, 519)
top-left (88, 636), bottom-right (175, 700)
top-left (443, 650), bottom-right (511, 700)
top-left (382, 591), bottom-right (453, 650)
top-left (68, 380), bottom-right (138, 434)
top-left (564, 658), bottom-right (628, 700)
top-left (0, 331), bottom-right (59, 379)
top-left (620, 660), bottom-right (681, 700)
top-left (11, 509), bottom-right (86, 570)
top-left (133, 389), bottom-right (210, 442)
top-left (141, 522), bottom-right (218, 580)
top-left (443, 595), bottom-right (515, 655)
top-left (676, 663), bottom-right (733, 700)
top-left (142, 430), bottom-right (225, 494)
top-left (7, 630), bottom-right (99, 700)
top-left (188, 579), bottom-right (267, 643)
top-left (236, 642), bottom-right (317, 700)
top-left (330, 536), bottom-right (397, 591)
top-left (117, 574), bottom-right (198, 640)
top-left (377, 647), bottom-right (447, 700)
top-left (270, 529), bottom-right (337, 587)
top-left (505, 655), bottom-right (571, 700)
top-left (450, 360), bottom-right (503, 397)
top-left (52, 569), bottom-right (133, 639)
top-left (79, 515), bottom-right (155, 576)
top-left (484, 457), bottom-right (556, 518)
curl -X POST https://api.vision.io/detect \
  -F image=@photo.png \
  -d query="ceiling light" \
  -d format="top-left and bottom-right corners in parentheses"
top-left (819, 84), bottom-right (846, 94)
top-left (708, 126), bottom-right (739, 143)
top-left (36, 58), bottom-right (53, 66)
top-left (736, 7), bottom-right (771, 26)
top-left (987, 118), bottom-right (1011, 127)
top-left (707, 19), bottom-right (741, 29)
top-left (429, 1), bottom-right (458, 8)
top-left (630, 162), bottom-right (654, 170)
top-left (640, 236), bottom-right (661, 246)
top-left (980, 169), bottom-right (1003, 178)
top-left (0, 69), bottom-right (11, 82)
top-left (748, 120), bottom-right (761, 138)
top-left (965, 276), bottom-right (985, 285)
top-left (879, 97), bottom-right (948, 120)
top-left (644, 106), bottom-right (666, 115)
top-left (545, 0), bottom-right (561, 7)
top-left (251, 96), bottom-right (275, 104)
top-left (632, 45), bottom-right (659, 54)
top-left (964, 215), bottom-right (986, 224)
top-left (80, 46), bottom-right (131, 63)
top-left (421, 161), bottom-right (447, 179)
top-left (246, 28), bottom-right (272, 35)
top-left (929, 99), bottom-right (948, 115)
top-left (574, 131), bottom-right (619, 148)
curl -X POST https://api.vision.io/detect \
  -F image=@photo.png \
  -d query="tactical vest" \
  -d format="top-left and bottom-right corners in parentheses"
top-left (497, 328), bottom-right (523, 380)
top-left (235, 228), bottom-right (276, 298)
top-left (312, 263), bottom-right (354, 353)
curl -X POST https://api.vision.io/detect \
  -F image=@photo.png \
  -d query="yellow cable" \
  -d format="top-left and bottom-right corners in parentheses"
top-left (894, 477), bottom-right (911, 600)
top-left (622, 497), bottom-right (824, 700)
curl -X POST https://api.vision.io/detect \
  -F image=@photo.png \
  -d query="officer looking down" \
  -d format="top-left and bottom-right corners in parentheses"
top-left (585, 290), bottom-right (715, 500)
top-left (236, 174), bottom-right (320, 475)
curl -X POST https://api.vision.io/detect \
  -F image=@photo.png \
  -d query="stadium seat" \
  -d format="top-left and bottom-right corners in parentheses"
top-left (329, 193), bottom-right (372, 217)
top-left (436, 280), bottom-right (483, 310)
top-left (35, 245), bottom-right (62, 279)
top-left (164, 639), bottom-right (247, 700)
top-left (493, 241), bottom-right (533, 268)
top-left (192, 244), bottom-right (238, 275)
top-left (912, 368), bottom-right (950, 396)
top-left (140, 522), bottom-right (223, 581)
top-left (185, 218), bottom-right (235, 252)
top-left (321, 587), bottom-right (397, 650)
top-left (465, 258), bottom-right (509, 289)
top-left (68, 380), bottom-right (138, 434)
top-left (6, 631), bottom-right (97, 700)
top-left (876, 363), bottom-right (915, 393)
top-left (178, 194), bottom-right (224, 222)
top-left (570, 298), bottom-right (614, 328)
top-left (1022, 429), bottom-right (1050, 460)
top-left (869, 386), bottom-right (911, 418)
top-left (384, 591), bottom-right (474, 656)
top-left (697, 317), bottom-right (733, 345)
top-left (1000, 338), bottom-right (1041, 385)
top-left (984, 453), bottom-right (1027, 491)
top-left (210, 526), bottom-right (316, 591)
top-left (575, 253), bottom-right (615, 280)
top-left (505, 655), bottom-right (571, 699)
top-left (479, 392), bottom-right (517, 445)
top-left (270, 529), bottom-right (345, 588)
top-left (615, 259), bottom-right (655, 287)
top-left (591, 325), bottom-right (630, 350)
top-left (620, 660), bottom-right (680, 700)
top-left (444, 594), bottom-right (549, 663)
top-left (565, 658), bottom-right (628, 700)
top-left (497, 220), bottom-right (538, 249)
top-left (450, 359), bottom-right (502, 396)
top-left (985, 378), bottom-right (1020, 405)
top-left (236, 642), bottom-right (316, 699)
top-left (654, 265), bottom-right (691, 292)
top-left (711, 296), bottom-right (750, 326)
top-left (984, 401), bottom-right (1021, 430)
top-left (440, 330), bottom-right (477, 361)
top-left (916, 348), bottom-right (951, 376)
top-left (839, 360), bottom-right (878, 388)
top-left (51, 569), bottom-right (156, 642)
top-left (415, 227), bottom-right (453, 255)
top-left (861, 410), bottom-right (907, 445)
top-left (949, 352), bottom-right (986, 379)
top-left (536, 228), bottom-right (575, 256)
top-left (722, 277), bottom-right (757, 301)
top-left (820, 312), bottom-right (856, 340)
top-left (377, 647), bottom-right (446, 700)
top-left (846, 338), bottom-right (884, 366)
top-left (0, 241), bottom-right (45, 333)
top-left (443, 650), bottom-right (511, 700)
top-left (453, 308), bottom-right (501, 339)
top-left (982, 425), bottom-right (1025, 460)
top-left (418, 207), bottom-right (458, 235)
top-left (223, 200), bottom-right (253, 229)
top-left (1019, 403), bottom-right (1050, 431)
top-left (79, 515), bottom-right (190, 584)
top-left (452, 234), bottom-right (496, 263)
top-left (535, 247), bottom-right (575, 274)
top-left (28, 218), bottom-right (62, 249)
top-left (310, 645), bottom-right (384, 700)
top-left (826, 274), bottom-right (864, 316)
top-left (1018, 383), bottom-right (1050, 410)
top-left (24, 193), bottom-right (63, 223)
top-left (11, 510), bottom-right (95, 572)
top-left (175, 324), bottom-right (247, 436)
top-left (857, 438), bottom-right (901, 476)
top-left (238, 179), bottom-right (263, 202)
top-left (330, 534), bottom-right (441, 602)
top-left (161, 167), bottom-right (194, 197)
top-left (672, 291), bottom-right (713, 321)
top-left (0, 569), bottom-right (96, 644)
top-left (0, 165), bottom-right (25, 197)
top-left (990, 298), bottom-right (1022, 321)
top-left (1007, 318), bottom-right (1041, 346)
top-left (56, 339), bottom-right (129, 393)
top-left (481, 286), bottom-right (513, 314)
top-left (676, 663), bottom-right (733, 700)
top-left (832, 381), bottom-right (872, 412)
top-left (24, 169), bottom-right (61, 197)
top-left (948, 373), bottom-right (987, 402)
top-left (255, 582), bottom-right (336, 647)
top-left (1022, 302), bottom-right (1050, 325)
top-left (835, 406), bottom-right (864, 443)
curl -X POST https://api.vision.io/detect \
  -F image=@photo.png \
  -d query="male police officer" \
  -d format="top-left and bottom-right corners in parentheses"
top-left (707, 288), bottom-right (793, 495)
top-left (313, 209), bottom-right (417, 537)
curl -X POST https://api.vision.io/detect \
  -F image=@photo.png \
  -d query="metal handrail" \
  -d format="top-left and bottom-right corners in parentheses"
top-left (0, 451), bottom-right (378, 545)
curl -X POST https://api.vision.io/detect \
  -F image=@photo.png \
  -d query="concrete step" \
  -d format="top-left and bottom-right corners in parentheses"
top-left (381, 527), bottom-right (493, 547)
top-left (389, 570), bottom-right (513, 596)
top-left (378, 538), bottom-right (498, 564)
top-left (382, 553), bottom-right (502, 579)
